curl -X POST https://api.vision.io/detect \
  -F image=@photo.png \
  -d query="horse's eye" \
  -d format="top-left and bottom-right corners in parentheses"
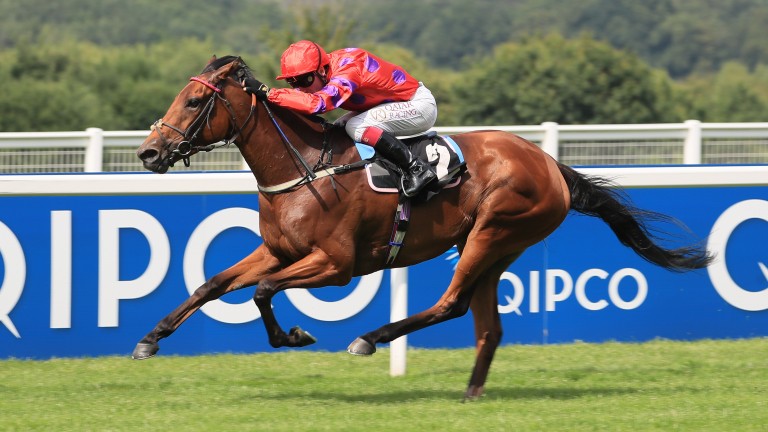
top-left (187, 98), bottom-right (202, 109)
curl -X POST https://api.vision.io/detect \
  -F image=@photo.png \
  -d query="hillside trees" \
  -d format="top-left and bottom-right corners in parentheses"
top-left (3, 33), bottom-right (767, 131)
top-left (5, 0), bottom-right (768, 77)
top-left (1, 0), bottom-right (767, 131)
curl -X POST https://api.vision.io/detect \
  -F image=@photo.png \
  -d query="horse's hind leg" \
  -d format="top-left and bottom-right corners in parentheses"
top-left (132, 244), bottom-right (281, 359)
top-left (347, 230), bottom-right (505, 356)
top-left (464, 253), bottom-right (522, 401)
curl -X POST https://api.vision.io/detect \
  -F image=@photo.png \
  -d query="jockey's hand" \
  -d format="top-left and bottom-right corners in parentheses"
top-left (242, 77), bottom-right (269, 101)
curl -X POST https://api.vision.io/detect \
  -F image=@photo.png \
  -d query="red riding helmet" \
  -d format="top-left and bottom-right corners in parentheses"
top-left (275, 40), bottom-right (331, 80)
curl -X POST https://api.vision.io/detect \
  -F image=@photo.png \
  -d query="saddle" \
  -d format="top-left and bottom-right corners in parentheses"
top-left (355, 131), bottom-right (467, 202)
top-left (353, 131), bottom-right (467, 266)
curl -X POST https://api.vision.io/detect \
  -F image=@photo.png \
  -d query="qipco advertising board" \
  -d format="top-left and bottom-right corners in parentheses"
top-left (0, 166), bottom-right (766, 359)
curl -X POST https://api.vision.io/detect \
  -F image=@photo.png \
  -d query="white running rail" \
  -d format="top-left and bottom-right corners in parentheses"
top-left (1, 121), bottom-right (767, 173)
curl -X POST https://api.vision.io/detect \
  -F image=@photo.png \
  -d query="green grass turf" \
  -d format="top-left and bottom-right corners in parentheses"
top-left (1, 338), bottom-right (767, 431)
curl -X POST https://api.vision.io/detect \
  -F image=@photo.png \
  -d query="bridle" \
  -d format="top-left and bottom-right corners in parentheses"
top-left (149, 58), bottom-right (361, 193)
top-left (150, 72), bottom-right (256, 168)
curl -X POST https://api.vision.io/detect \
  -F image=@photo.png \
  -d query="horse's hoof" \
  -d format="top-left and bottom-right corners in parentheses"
top-left (289, 326), bottom-right (317, 347)
top-left (347, 337), bottom-right (376, 356)
top-left (462, 385), bottom-right (485, 402)
top-left (132, 342), bottom-right (159, 360)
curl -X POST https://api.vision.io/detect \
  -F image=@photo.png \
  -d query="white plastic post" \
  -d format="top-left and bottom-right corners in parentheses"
top-left (389, 267), bottom-right (408, 377)
top-left (684, 119), bottom-right (702, 164)
top-left (541, 122), bottom-right (559, 161)
top-left (85, 127), bottom-right (104, 172)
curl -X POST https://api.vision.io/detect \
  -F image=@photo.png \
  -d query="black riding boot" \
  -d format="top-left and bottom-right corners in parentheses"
top-left (373, 131), bottom-right (437, 197)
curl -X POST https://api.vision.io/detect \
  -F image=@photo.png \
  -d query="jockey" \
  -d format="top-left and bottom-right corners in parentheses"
top-left (242, 40), bottom-right (438, 197)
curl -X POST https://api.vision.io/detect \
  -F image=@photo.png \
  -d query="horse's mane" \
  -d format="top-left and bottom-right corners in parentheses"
top-left (202, 55), bottom-right (239, 72)
top-left (201, 55), bottom-right (255, 81)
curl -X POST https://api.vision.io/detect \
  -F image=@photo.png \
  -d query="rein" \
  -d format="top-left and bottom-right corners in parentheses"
top-left (255, 106), bottom-right (373, 194)
top-left (259, 100), bottom-right (317, 183)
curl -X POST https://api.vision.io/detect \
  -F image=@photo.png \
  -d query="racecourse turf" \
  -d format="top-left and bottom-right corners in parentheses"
top-left (1, 338), bottom-right (766, 431)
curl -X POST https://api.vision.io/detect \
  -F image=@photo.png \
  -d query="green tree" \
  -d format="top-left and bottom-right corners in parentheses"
top-left (453, 34), bottom-right (682, 125)
top-left (680, 62), bottom-right (768, 122)
top-left (90, 40), bottom-right (222, 129)
top-left (0, 38), bottom-right (225, 131)
top-left (0, 80), bottom-right (107, 131)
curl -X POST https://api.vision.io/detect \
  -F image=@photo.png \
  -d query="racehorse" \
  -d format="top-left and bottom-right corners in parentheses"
top-left (134, 55), bottom-right (712, 400)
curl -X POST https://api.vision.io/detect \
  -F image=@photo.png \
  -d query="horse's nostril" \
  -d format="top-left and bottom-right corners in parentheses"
top-left (138, 148), bottom-right (159, 162)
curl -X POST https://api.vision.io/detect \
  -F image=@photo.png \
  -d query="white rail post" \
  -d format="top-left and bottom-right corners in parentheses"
top-left (541, 122), bottom-right (559, 161)
top-left (684, 120), bottom-right (702, 164)
top-left (85, 128), bottom-right (104, 172)
top-left (390, 267), bottom-right (408, 377)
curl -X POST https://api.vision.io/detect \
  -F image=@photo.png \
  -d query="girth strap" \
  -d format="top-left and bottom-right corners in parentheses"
top-left (386, 200), bottom-right (411, 267)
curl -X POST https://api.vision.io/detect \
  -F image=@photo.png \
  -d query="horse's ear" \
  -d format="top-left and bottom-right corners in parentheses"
top-left (208, 55), bottom-right (217, 64)
top-left (210, 57), bottom-right (241, 84)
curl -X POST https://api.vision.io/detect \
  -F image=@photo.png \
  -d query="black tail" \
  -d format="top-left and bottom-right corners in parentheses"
top-left (557, 163), bottom-right (713, 271)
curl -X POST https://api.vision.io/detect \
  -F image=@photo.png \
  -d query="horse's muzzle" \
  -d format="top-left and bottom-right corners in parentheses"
top-left (137, 145), bottom-right (170, 173)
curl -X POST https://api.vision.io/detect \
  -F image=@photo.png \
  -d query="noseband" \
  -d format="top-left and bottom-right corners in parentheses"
top-left (151, 75), bottom-right (255, 167)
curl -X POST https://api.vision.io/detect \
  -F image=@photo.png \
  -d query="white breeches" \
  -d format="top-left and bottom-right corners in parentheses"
top-left (343, 83), bottom-right (438, 141)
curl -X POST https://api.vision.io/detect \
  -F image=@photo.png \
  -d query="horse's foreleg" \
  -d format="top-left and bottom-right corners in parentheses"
top-left (463, 253), bottom-right (521, 401)
top-left (253, 251), bottom-right (350, 349)
top-left (132, 244), bottom-right (281, 359)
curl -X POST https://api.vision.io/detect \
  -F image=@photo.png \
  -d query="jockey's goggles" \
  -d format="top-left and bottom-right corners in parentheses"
top-left (286, 72), bottom-right (315, 88)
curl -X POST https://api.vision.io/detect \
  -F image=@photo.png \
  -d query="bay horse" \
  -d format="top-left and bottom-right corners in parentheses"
top-left (134, 56), bottom-right (712, 400)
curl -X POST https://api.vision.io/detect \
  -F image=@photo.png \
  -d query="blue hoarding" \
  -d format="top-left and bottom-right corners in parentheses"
top-left (0, 171), bottom-right (766, 359)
